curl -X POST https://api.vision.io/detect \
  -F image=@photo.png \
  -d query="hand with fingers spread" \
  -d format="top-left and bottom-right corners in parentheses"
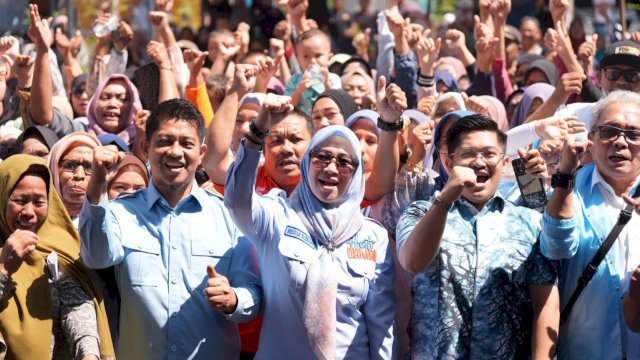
top-left (254, 94), bottom-right (294, 131)
top-left (204, 264), bottom-right (238, 313)
top-left (12, 55), bottom-right (35, 89)
top-left (534, 115), bottom-right (585, 141)
top-left (28, 4), bottom-right (52, 53)
top-left (517, 147), bottom-right (549, 180)
top-left (0, 229), bottom-right (39, 277)
top-left (558, 135), bottom-right (592, 174)
top-left (414, 33), bottom-right (441, 77)
top-left (377, 76), bottom-right (408, 124)
top-left (228, 64), bottom-right (257, 98)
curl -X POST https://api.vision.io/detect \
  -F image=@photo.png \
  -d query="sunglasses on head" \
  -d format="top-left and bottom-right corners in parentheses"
top-left (602, 68), bottom-right (640, 83)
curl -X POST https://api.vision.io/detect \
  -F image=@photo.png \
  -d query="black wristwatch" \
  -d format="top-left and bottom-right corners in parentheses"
top-left (551, 169), bottom-right (576, 189)
top-left (377, 115), bottom-right (406, 132)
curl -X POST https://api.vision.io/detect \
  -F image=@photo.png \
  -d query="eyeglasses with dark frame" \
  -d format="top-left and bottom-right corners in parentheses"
top-left (59, 160), bottom-right (93, 174)
top-left (449, 147), bottom-right (506, 166)
top-left (595, 124), bottom-right (640, 145)
top-left (602, 68), bottom-right (640, 83)
top-left (310, 149), bottom-right (359, 174)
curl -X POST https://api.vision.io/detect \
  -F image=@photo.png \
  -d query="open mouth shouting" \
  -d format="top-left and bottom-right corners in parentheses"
top-left (164, 159), bottom-right (186, 174)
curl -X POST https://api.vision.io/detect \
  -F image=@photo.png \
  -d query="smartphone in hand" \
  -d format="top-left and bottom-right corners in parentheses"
top-left (512, 157), bottom-right (548, 209)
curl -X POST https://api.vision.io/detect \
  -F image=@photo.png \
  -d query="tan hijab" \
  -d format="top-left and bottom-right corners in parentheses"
top-left (0, 155), bottom-right (114, 359)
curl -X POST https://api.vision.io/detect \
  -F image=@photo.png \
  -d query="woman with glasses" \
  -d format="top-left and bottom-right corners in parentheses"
top-left (224, 96), bottom-right (395, 359)
top-left (47, 132), bottom-right (101, 225)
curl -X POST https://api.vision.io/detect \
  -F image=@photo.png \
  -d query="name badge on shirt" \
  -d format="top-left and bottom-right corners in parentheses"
top-left (284, 226), bottom-right (315, 249)
top-left (347, 238), bottom-right (377, 261)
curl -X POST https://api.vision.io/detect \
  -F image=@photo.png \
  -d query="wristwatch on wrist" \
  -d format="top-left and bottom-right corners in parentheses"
top-left (377, 115), bottom-right (406, 132)
top-left (551, 169), bottom-right (576, 189)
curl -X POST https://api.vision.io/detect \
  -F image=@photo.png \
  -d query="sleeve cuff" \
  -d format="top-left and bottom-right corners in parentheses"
top-left (223, 286), bottom-right (258, 322)
top-left (540, 212), bottom-right (578, 259)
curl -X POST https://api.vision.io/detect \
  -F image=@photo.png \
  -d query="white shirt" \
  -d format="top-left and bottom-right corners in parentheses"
top-left (591, 167), bottom-right (640, 359)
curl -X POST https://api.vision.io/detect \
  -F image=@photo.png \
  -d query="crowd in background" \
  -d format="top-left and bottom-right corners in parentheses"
top-left (0, 0), bottom-right (640, 359)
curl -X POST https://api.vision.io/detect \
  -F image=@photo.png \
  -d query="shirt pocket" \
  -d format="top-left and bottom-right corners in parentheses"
top-left (190, 241), bottom-right (232, 290)
top-left (121, 233), bottom-right (162, 287)
top-left (345, 259), bottom-right (376, 307)
top-left (278, 236), bottom-right (318, 290)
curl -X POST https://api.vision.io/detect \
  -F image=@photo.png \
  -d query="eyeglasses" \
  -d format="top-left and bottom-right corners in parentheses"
top-left (603, 68), bottom-right (640, 83)
top-left (595, 124), bottom-right (640, 145)
top-left (310, 149), bottom-right (358, 174)
top-left (60, 160), bottom-right (92, 174)
top-left (449, 147), bottom-right (505, 166)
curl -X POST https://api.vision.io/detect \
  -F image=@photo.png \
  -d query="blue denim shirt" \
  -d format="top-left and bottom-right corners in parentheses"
top-left (397, 194), bottom-right (558, 359)
top-left (79, 183), bottom-right (261, 359)
top-left (540, 162), bottom-right (640, 360)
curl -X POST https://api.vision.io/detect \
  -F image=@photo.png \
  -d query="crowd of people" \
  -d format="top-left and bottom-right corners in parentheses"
top-left (0, 0), bottom-right (639, 359)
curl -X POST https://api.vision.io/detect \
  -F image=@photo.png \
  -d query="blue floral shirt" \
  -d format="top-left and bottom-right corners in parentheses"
top-left (396, 194), bottom-right (559, 359)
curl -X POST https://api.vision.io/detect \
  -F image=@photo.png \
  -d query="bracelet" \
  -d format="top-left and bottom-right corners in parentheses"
top-left (432, 194), bottom-right (453, 211)
top-left (158, 65), bottom-right (174, 72)
top-left (377, 115), bottom-right (404, 132)
top-left (243, 134), bottom-right (264, 150)
top-left (249, 120), bottom-right (269, 138)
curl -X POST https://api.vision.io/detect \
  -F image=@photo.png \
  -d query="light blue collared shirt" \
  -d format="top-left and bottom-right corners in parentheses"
top-left (540, 162), bottom-right (640, 360)
top-left (225, 144), bottom-right (396, 360)
top-left (79, 182), bottom-right (261, 360)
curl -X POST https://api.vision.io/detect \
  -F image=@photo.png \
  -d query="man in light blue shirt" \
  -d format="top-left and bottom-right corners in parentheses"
top-left (79, 99), bottom-right (261, 359)
top-left (541, 91), bottom-right (640, 359)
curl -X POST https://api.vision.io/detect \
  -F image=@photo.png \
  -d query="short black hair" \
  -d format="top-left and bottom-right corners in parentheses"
top-left (146, 99), bottom-right (206, 143)
top-left (446, 114), bottom-right (507, 155)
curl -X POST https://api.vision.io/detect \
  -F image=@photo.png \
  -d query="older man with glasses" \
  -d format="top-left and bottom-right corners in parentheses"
top-left (541, 90), bottom-right (640, 359)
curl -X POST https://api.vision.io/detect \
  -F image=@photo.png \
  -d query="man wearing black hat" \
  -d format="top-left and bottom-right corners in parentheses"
top-left (583, 40), bottom-right (640, 101)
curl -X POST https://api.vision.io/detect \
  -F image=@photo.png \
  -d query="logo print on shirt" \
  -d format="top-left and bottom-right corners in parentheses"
top-left (347, 238), bottom-right (377, 261)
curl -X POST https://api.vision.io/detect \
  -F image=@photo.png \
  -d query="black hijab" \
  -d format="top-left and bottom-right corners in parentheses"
top-left (314, 89), bottom-right (359, 122)
top-left (15, 126), bottom-right (60, 154)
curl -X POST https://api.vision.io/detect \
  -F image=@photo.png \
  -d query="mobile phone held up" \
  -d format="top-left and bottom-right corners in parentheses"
top-left (512, 157), bottom-right (548, 209)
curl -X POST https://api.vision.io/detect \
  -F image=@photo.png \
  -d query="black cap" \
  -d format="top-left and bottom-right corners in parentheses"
top-left (600, 41), bottom-right (640, 69)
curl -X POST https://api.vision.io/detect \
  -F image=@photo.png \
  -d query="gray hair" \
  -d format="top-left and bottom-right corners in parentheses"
top-left (590, 90), bottom-right (640, 131)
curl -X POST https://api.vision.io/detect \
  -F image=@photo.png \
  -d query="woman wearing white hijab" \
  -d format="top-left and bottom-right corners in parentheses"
top-left (224, 95), bottom-right (396, 360)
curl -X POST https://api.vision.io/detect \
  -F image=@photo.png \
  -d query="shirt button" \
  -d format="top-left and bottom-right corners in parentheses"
top-left (294, 250), bottom-right (300, 257)
top-left (171, 345), bottom-right (177, 352)
top-left (209, 250), bottom-right (214, 254)
top-left (171, 278), bottom-right (177, 284)
top-left (171, 243), bottom-right (177, 249)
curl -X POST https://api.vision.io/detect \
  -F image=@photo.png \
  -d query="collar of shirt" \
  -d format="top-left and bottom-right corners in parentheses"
top-left (146, 180), bottom-right (205, 212)
top-left (589, 166), bottom-right (640, 206)
top-left (456, 192), bottom-right (506, 217)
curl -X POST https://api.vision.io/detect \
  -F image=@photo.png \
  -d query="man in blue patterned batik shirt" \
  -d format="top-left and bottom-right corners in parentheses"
top-left (397, 114), bottom-right (559, 359)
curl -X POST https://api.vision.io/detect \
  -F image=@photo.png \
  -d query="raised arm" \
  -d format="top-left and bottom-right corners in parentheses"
top-left (540, 136), bottom-right (591, 259)
top-left (147, 40), bottom-right (180, 103)
top-left (224, 95), bottom-right (294, 240)
top-left (203, 64), bottom-right (255, 185)
top-left (364, 76), bottom-right (403, 202)
top-left (287, 0), bottom-right (310, 37)
top-left (28, 4), bottom-right (54, 125)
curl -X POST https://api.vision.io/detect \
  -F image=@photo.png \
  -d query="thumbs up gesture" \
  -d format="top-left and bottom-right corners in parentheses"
top-left (204, 264), bottom-right (238, 313)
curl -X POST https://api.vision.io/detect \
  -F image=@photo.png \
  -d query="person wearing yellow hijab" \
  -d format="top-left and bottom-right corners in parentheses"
top-left (0, 155), bottom-right (114, 359)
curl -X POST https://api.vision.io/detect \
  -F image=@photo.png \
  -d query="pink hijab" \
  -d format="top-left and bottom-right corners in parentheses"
top-left (435, 56), bottom-right (468, 81)
top-left (86, 74), bottom-right (141, 145)
top-left (480, 95), bottom-right (509, 132)
top-left (48, 132), bottom-right (101, 217)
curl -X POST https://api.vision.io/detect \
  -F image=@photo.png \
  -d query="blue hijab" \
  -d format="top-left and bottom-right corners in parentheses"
top-left (345, 109), bottom-right (381, 136)
top-left (423, 110), bottom-right (475, 191)
top-left (289, 125), bottom-right (365, 247)
top-left (434, 69), bottom-right (460, 93)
